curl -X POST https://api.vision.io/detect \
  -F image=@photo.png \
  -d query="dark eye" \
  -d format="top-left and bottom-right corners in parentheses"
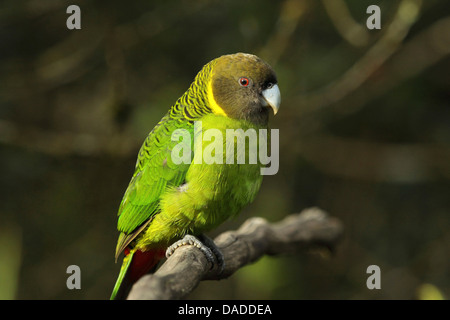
top-left (239, 77), bottom-right (249, 87)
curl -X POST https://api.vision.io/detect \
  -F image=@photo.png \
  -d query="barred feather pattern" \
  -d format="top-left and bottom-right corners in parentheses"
top-left (135, 59), bottom-right (217, 172)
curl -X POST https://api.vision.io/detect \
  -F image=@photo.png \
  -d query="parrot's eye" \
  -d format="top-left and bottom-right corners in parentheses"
top-left (239, 77), bottom-right (249, 87)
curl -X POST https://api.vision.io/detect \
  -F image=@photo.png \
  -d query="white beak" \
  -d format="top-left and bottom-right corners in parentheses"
top-left (261, 84), bottom-right (281, 115)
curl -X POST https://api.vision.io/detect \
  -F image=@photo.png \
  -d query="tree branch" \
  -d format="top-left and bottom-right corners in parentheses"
top-left (126, 207), bottom-right (343, 300)
top-left (290, 0), bottom-right (423, 116)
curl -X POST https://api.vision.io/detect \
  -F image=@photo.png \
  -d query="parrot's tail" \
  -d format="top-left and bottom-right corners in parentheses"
top-left (110, 247), bottom-right (166, 300)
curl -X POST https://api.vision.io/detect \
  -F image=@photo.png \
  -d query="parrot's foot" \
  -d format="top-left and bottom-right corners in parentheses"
top-left (165, 234), bottom-right (224, 274)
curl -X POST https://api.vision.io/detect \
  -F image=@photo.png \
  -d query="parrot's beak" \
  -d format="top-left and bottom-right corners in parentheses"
top-left (261, 84), bottom-right (281, 115)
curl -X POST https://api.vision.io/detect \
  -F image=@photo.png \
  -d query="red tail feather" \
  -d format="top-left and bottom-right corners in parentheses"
top-left (127, 248), bottom-right (166, 283)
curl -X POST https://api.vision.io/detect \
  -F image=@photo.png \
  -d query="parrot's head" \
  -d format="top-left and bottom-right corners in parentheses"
top-left (207, 53), bottom-right (280, 126)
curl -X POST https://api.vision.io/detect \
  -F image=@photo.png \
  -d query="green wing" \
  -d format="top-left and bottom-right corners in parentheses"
top-left (115, 113), bottom-right (193, 257)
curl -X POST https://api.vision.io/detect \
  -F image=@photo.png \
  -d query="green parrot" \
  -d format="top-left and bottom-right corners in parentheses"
top-left (110, 53), bottom-right (280, 299)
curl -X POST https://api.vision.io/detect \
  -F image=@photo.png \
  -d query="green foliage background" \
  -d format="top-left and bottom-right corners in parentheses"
top-left (0, 0), bottom-right (448, 299)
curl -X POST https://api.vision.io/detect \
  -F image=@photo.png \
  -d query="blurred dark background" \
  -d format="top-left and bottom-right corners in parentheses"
top-left (0, 0), bottom-right (449, 300)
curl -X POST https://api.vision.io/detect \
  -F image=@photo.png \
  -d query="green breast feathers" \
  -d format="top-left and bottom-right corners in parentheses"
top-left (135, 113), bottom-right (266, 250)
